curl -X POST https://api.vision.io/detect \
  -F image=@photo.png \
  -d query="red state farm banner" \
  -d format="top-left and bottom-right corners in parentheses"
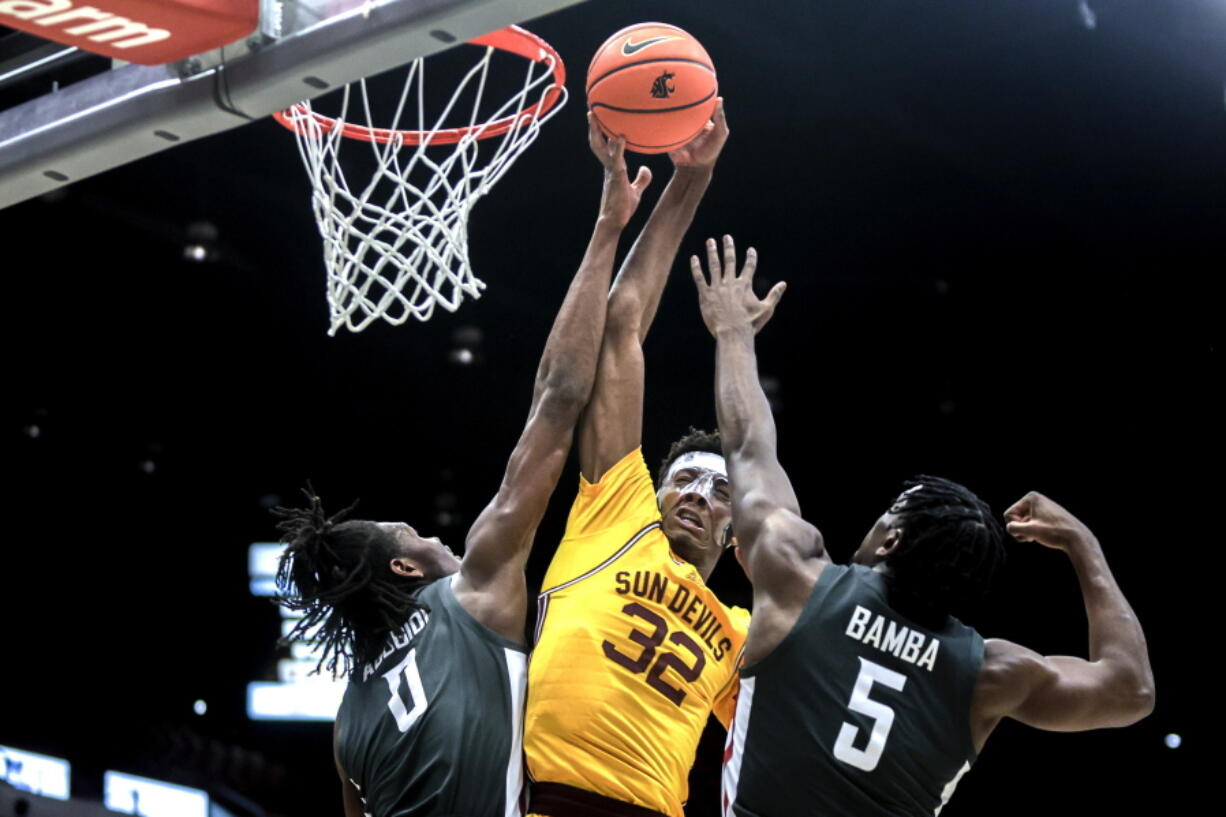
top-left (0, 0), bottom-right (258, 65)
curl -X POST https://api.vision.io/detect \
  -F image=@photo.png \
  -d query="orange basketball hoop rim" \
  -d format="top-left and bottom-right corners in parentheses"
top-left (273, 25), bottom-right (566, 145)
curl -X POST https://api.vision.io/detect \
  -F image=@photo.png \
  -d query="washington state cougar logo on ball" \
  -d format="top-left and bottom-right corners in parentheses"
top-left (650, 71), bottom-right (676, 99)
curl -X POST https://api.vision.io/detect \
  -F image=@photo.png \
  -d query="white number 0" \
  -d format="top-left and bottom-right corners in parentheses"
top-left (832, 657), bottom-right (907, 772)
top-left (382, 648), bottom-right (428, 733)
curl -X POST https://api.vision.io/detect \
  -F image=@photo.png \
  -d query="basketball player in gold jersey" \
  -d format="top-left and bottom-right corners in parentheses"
top-left (525, 100), bottom-right (749, 817)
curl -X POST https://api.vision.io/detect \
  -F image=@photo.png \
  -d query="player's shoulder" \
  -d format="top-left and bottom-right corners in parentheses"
top-left (973, 638), bottom-right (1049, 716)
top-left (418, 574), bottom-right (451, 605)
top-left (567, 447), bottom-right (659, 531)
top-left (981, 637), bottom-right (1042, 669)
top-left (582, 446), bottom-right (654, 491)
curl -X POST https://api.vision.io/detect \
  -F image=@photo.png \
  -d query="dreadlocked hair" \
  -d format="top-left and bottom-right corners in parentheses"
top-left (272, 489), bottom-right (431, 679)
top-left (656, 427), bottom-right (724, 486)
top-left (883, 475), bottom-right (1007, 629)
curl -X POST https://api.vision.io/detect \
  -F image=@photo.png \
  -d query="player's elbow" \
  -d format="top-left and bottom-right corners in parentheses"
top-left (1134, 683), bottom-right (1156, 721)
top-left (604, 288), bottom-right (645, 338)
top-left (741, 501), bottom-right (821, 554)
top-left (1099, 687), bottom-right (1154, 728)
top-left (728, 435), bottom-right (776, 465)
top-left (1108, 643), bottom-right (1156, 725)
top-left (536, 369), bottom-right (593, 419)
top-left (1098, 666), bottom-right (1156, 727)
top-left (1122, 676), bottom-right (1156, 724)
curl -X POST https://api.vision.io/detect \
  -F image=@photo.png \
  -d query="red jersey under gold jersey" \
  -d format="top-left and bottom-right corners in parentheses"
top-left (525, 448), bottom-right (750, 817)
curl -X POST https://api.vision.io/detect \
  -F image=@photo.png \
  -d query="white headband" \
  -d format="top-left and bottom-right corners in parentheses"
top-left (664, 451), bottom-right (728, 481)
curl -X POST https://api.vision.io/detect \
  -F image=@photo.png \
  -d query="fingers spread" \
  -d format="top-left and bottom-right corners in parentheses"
top-left (741, 246), bottom-right (758, 281)
top-left (706, 238), bottom-right (721, 281)
top-left (690, 255), bottom-right (706, 286)
top-left (764, 280), bottom-right (787, 308)
top-left (633, 165), bottom-right (653, 193)
top-left (610, 134), bottom-right (627, 166)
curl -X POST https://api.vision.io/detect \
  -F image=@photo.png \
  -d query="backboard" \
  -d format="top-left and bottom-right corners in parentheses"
top-left (0, 0), bottom-right (586, 209)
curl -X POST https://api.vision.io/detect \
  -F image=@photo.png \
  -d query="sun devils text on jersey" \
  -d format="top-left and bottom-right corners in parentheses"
top-left (525, 448), bottom-right (749, 817)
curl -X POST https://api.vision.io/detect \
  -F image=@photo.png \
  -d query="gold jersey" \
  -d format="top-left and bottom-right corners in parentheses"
top-left (525, 448), bottom-right (750, 817)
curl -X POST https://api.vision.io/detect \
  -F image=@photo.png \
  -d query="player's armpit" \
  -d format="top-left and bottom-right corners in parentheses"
top-left (974, 638), bottom-right (1155, 738)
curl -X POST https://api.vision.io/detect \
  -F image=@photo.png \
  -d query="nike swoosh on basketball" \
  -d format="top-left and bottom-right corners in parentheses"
top-left (621, 35), bottom-right (681, 56)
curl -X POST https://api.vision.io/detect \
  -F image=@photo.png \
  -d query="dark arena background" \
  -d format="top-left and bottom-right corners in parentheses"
top-left (3, 1), bottom-right (1216, 815)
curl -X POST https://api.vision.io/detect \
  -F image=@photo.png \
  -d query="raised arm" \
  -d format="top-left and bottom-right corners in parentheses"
top-left (971, 492), bottom-right (1155, 749)
top-left (691, 236), bottom-right (824, 661)
top-left (453, 122), bottom-right (651, 639)
top-left (577, 101), bottom-right (729, 481)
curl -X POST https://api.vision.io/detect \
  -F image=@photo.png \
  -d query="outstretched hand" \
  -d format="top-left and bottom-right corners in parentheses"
top-left (1003, 491), bottom-right (1095, 552)
top-left (691, 235), bottom-right (786, 337)
top-left (669, 98), bottom-right (729, 170)
top-left (589, 114), bottom-right (652, 228)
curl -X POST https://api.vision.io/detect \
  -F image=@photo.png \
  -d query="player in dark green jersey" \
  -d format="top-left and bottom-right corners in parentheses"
top-left (689, 236), bottom-right (1155, 817)
top-left (271, 120), bottom-right (655, 817)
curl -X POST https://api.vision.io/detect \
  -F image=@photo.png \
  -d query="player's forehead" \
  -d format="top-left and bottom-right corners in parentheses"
top-left (375, 520), bottom-right (420, 544)
top-left (664, 450), bottom-right (728, 482)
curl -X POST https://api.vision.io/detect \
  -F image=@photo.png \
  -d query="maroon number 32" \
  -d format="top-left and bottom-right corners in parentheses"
top-left (602, 602), bottom-right (706, 705)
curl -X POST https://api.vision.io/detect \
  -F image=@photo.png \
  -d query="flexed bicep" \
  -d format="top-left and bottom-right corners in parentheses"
top-left (975, 638), bottom-right (1154, 742)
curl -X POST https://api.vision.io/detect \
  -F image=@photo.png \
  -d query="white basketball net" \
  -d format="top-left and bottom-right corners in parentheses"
top-left (280, 42), bottom-right (566, 334)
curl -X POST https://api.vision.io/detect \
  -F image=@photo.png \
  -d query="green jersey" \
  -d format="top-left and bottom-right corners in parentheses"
top-left (336, 576), bottom-right (528, 817)
top-left (724, 564), bottom-right (983, 817)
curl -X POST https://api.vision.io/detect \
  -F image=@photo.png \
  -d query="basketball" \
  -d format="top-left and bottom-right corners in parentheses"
top-left (586, 23), bottom-right (718, 154)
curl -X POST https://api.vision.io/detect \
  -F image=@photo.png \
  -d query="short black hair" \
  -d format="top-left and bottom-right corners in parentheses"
top-left (656, 427), bottom-right (724, 486)
top-left (272, 489), bottom-right (430, 678)
top-left (884, 475), bottom-right (1006, 627)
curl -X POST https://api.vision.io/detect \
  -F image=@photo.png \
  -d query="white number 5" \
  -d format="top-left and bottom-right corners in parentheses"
top-left (382, 649), bottom-right (428, 733)
top-left (832, 657), bottom-right (907, 772)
